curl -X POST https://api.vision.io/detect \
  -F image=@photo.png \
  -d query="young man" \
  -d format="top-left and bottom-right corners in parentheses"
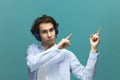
top-left (26, 15), bottom-right (101, 80)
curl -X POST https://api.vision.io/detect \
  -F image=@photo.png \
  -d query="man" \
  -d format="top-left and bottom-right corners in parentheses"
top-left (26, 15), bottom-right (101, 80)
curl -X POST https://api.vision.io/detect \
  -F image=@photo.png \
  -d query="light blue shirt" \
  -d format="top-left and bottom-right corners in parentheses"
top-left (26, 44), bottom-right (99, 80)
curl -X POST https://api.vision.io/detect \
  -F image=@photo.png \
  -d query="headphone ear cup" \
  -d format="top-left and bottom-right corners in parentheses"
top-left (33, 33), bottom-right (40, 41)
top-left (55, 28), bottom-right (59, 34)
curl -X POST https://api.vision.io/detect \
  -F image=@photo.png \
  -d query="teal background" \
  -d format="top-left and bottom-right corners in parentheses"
top-left (0, 0), bottom-right (120, 80)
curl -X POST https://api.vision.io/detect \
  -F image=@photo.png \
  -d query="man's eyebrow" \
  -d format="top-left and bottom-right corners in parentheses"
top-left (41, 29), bottom-right (47, 33)
top-left (41, 27), bottom-right (54, 32)
top-left (50, 27), bottom-right (54, 30)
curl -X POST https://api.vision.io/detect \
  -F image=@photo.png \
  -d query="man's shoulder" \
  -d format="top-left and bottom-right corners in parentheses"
top-left (27, 44), bottom-right (42, 55)
top-left (27, 44), bottom-right (37, 48)
top-left (28, 44), bottom-right (38, 47)
top-left (60, 49), bottom-right (78, 59)
top-left (27, 44), bottom-right (41, 50)
top-left (61, 48), bottom-right (74, 55)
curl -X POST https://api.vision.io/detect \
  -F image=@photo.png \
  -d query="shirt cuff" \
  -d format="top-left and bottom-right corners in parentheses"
top-left (89, 50), bottom-right (100, 59)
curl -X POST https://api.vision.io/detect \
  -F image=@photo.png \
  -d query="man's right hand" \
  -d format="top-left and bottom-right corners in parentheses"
top-left (57, 34), bottom-right (72, 49)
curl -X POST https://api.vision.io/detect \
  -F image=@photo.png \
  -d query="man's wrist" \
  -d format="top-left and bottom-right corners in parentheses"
top-left (91, 47), bottom-right (98, 53)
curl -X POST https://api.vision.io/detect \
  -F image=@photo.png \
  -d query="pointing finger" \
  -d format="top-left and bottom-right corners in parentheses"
top-left (65, 34), bottom-right (72, 40)
top-left (96, 28), bottom-right (101, 36)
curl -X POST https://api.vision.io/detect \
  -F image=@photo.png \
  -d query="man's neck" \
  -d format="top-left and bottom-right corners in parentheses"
top-left (42, 43), bottom-right (54, 50)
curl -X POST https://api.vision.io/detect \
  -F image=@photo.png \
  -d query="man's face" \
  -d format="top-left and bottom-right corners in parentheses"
top-left (39, 23), bottom-right (56, 47)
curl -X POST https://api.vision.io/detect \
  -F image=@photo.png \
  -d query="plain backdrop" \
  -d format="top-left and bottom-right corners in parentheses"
top-left (0, 0), bottom-right (120, 80)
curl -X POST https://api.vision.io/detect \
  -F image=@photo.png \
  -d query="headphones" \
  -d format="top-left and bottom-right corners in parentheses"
top-left (31, 28), bottom-right (59, 41)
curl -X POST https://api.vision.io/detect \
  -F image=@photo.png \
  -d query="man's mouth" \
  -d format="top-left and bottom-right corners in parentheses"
top-left (48, 39), bottom-right (54, 42)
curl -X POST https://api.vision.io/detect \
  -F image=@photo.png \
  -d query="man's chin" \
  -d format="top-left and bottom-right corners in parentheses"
top-left (48, 43), bottom-right (54, 48)
top-left (47, 40), bottom-right (54, 44)
top-left (49, 42), bottom-right (54, 45)
top-left (47, 39), bottom-right (55, 46)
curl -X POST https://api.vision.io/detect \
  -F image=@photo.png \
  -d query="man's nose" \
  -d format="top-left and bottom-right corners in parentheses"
top-left (47, 32), bottom-right (52, 37)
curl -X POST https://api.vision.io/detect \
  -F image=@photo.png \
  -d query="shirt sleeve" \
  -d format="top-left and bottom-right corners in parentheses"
top-left (70, 51), bottom-right (99, 80)
top-left (26, 44), bottom-right (60, 72)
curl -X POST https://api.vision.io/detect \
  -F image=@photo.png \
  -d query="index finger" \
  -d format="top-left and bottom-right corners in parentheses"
top-left (96, 28), bottom-right (101, 36)
top-left (65, 34), bottom-right (72, 39)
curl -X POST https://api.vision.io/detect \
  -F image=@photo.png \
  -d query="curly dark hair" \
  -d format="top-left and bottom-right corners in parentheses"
top-left (30, 15), bottom-right (59, 41)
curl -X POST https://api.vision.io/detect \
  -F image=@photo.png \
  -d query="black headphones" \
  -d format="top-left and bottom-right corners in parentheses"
top-left (31, 28), bottom-right (59, 41)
